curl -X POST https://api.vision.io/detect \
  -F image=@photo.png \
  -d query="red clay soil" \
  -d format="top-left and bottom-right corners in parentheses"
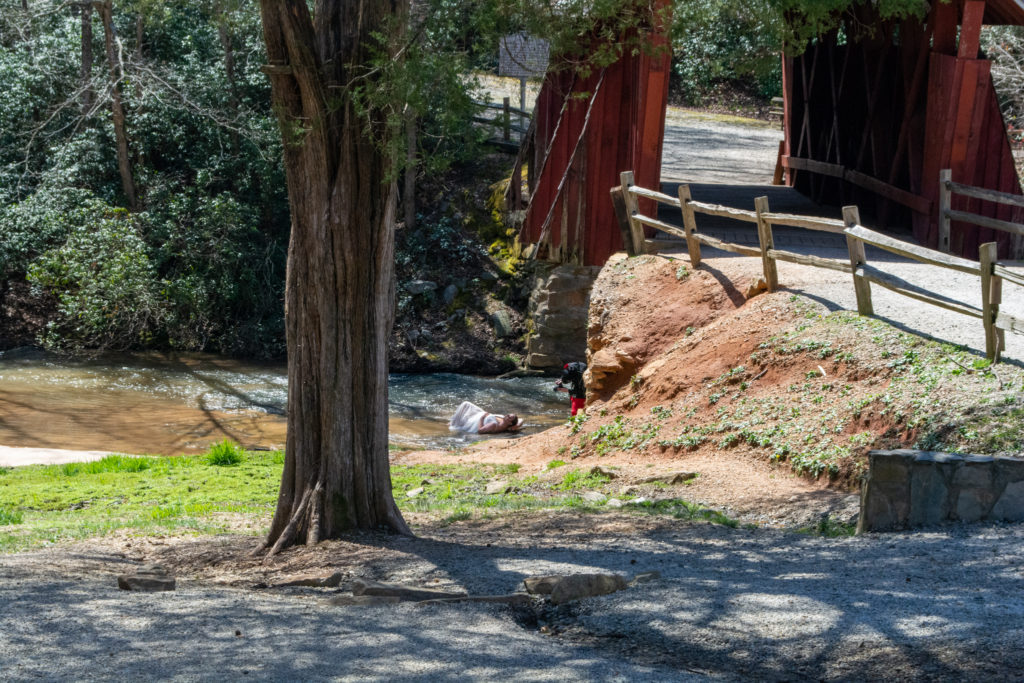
top-left (397, 255), bottom-right (878, 526)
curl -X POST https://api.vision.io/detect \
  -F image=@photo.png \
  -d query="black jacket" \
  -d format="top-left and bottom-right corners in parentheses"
top-left (559, 362), bottom-right (587, 399)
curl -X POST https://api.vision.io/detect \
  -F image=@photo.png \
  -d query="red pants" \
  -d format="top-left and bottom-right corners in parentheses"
top-left (570, 397), bottom-right (586, 416)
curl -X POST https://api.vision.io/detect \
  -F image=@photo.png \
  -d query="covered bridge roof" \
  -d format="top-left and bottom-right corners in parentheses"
top-left (985, 0), bottom-right (1024, 24)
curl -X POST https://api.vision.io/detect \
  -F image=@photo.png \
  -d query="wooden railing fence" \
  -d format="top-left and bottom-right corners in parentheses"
top-left (472, 97), bottom-right (531, 149)
top-left (938, 168), bottom-right (1024, 258)
top-left (611, 170), bottom-right (1024, 362)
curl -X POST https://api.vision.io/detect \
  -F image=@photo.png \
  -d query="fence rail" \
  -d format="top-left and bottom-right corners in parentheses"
top-left (471, 97), bottom-right (532, 148)
top-left (611, 170), bottom-right (1024, 362)
top-left (939, 168), bottom-right (1024, 257)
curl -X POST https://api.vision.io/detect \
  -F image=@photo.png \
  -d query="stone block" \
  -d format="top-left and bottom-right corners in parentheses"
top-left (526, 353), bottom-right (561, 369)
top-left (545, 289), bottom-right (589, 311)
top-left (859, 479), bottom-right (910, 531)
top-left (956, 489), bottom-right (994, 522)
top-left (908, 460), bottom-right (950, 527)
top-left (953, 461), bottom-right (997, 521)
top-left (490, 311), bottom-right (515, 338)
top-left (867, 450), bottom-right (916, 484)
top-left (533, 314), bottom-right (588, 336)
top-left (996, 456), bottom-right (1024, 484)
top-left (991, 480), bottom-right (1024, 521)
top-left (914, 451), bottom-right (963, 465)
top-left (954, 461), bottom-right (994, 489)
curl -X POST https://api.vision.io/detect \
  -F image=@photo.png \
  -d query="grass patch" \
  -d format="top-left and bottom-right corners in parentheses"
top-left (796, 516), bottom-right (856, 537)
top-left (0, 451), bottom-right (284, 553)
top-left (1, 454), bottom-right (743, 552)
top-left (206, 439), bottom-right (245, 466)
top-left (0, 506), bottom-right (23, 525)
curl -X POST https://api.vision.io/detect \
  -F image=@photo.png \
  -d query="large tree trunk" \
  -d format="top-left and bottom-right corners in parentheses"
top-left (98, 0), bottom-right (138, 211)
top-left (259, 0), bottom-right (409, 553)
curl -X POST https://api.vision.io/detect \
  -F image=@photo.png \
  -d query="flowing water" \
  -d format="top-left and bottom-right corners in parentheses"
top-left (0, 349), bottom-right (568, 456)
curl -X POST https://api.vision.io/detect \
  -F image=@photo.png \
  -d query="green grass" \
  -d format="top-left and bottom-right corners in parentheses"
top-left (0, 451), bottom-right (284, 553)
top-left (0, 453), bottom-right (742, 553)
top-left (206, 439), bottom-right (245, 466)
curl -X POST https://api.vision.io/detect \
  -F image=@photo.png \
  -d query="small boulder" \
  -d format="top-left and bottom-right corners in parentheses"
top-left (606, 498), bottom-right (625, 508)
top-left (523, 576), bottom-right (561, 595)
top-left (490, 310), bottom-right (515, 338)
top-left (550, 574), bottom-right (627, 605)
top-left (406, 280), bottom-right (438, 295)
top-left (580, 491), bottom-right (607, 503)
top-left (639, 471), bottom-right (698, 485)
top-left (117, 565), bottom-right (175, 592)
top-left (590, 466), bottom-right (617, 479)
top-left (745, 277), bottom-right (768, 299)
top-left (406, 487), bottom-right (425, 498)
top-left (442, 284), bottom-right (459, 305)
top-left (484, 480), bottom-right (510, 495)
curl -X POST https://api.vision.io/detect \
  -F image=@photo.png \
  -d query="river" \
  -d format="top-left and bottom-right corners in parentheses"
top-left (0, 349), bottom-right (568, 456)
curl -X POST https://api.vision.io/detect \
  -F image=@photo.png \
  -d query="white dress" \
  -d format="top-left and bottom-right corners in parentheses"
top-left (449, 401), bottom-right (499, 433)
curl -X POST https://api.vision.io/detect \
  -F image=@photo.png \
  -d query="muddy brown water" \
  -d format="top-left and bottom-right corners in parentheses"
top-left (0, 350), bottom-right (567, 456)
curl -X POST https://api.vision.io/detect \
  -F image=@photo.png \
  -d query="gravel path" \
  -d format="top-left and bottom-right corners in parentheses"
top-left (3, 518), bottom-right (1024, 680)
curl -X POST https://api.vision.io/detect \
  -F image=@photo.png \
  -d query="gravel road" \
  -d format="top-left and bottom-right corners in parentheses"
top-left (3, 518), bottom-right (1024, 681)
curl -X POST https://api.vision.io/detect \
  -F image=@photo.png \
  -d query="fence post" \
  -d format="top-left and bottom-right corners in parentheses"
top-left (844, 205), bottom-right (873, 316)
top-left (610, 186), bottom-right (638, 257)
top-left (619, 171), bottom-right (646, 255)
top-left (754, 196), bottom-right (778, 292)
top-left (502, 97), bottom-right (511, 142)
top-left (939, 169), bottom-right (952, 253)
top-left (772, 140), bottom-right (786, 186)
top-left (676, 184), bottom-right (702, 267)
top-left (980, 242), bottom-right (1004, 361)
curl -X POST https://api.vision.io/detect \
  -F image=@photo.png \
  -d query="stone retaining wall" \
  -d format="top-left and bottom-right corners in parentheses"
top-left (858, 449), bottom-right (1024, 533)
top-left (525, 264), bottom-right (600, 370)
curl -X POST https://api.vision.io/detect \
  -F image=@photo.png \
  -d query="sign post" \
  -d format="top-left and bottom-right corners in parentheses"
top-left (498, 33), bottom-right (549, 140)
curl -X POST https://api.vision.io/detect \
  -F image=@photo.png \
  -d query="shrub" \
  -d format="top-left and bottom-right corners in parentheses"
top-left (206, 439), bottom-right (245, 467)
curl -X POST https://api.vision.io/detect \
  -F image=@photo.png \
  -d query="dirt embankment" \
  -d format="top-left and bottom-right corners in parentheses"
top-left (404, 253), bottom-right (1023, 526)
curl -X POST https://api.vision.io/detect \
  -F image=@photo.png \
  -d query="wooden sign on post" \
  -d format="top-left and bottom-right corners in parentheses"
top-left (499, 33), bottom-right (549, 137)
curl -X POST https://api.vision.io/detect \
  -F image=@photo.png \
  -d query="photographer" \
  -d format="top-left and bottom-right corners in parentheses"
top-left (554, 361), bottom-right (587, 416)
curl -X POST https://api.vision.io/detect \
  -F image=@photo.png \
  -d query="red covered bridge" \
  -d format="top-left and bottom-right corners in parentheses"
top-left (517, 1), bottom-right (671, 267)
top-left (781, 0), bottom-right (1024, 259)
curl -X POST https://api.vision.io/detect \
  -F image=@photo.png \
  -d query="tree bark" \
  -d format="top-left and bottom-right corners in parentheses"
top-left (217, 15), bottom-right (241, 155)
top-left (259, 0), bottom-right (410, 553)
top-left (99, 0), bottom-right (138, 211)
top-left (80, 2), bottom-right (94, 115)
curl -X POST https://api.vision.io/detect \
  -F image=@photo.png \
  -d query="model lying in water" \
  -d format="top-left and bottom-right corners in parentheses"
top-left (449, 401), bottom-right (524, 434)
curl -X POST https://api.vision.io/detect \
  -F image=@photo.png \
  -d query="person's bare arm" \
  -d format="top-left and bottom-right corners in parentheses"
top-left (477, 414), bottom-right (501, 434)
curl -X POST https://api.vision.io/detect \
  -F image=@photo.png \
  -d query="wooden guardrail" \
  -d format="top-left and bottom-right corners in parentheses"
top-left (611, 170), bottom-right (1024, 362)
top-left (472, 97), bottom-right (531, 149)
top-left (938, 168), bottom-right (1024, 258)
